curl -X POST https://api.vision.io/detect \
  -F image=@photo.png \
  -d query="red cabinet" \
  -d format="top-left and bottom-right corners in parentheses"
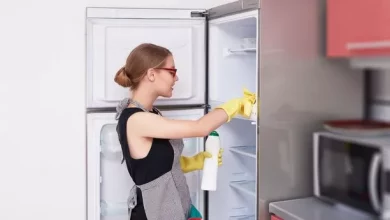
top-left (327, 0), bottom-right (390, 57)
top-left (271, 214), bottom-right (284, 220)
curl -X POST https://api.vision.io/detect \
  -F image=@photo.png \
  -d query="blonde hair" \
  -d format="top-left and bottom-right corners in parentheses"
top-left (114, 43), bottom-right (172, 90)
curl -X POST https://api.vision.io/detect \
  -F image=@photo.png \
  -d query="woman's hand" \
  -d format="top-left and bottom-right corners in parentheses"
top-left (180, 149), bottom-right (223, 173)
top-left (216, 88), bottom-right (256, 122)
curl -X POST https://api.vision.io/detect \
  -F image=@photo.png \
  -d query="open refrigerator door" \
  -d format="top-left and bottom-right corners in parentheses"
top-left (207, 9), bottom-right (259, 220)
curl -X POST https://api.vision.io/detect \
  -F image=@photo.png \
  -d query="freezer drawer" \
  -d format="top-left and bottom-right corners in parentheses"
top-left (86, 8), bottom-right (206, 108)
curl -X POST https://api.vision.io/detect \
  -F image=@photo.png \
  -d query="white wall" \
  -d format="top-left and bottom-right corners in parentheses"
top-left (0, 0), bottom-right (233, 220)
top-left (371, 70), bottom-right (390, 122)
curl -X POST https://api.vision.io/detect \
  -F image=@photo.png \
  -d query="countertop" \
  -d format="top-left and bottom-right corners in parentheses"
top-left (269, 197), bottom-right (376, 220)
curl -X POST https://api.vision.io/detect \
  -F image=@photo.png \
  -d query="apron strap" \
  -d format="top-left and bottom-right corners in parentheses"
top-left (127, 184), bottom-right (138, 219)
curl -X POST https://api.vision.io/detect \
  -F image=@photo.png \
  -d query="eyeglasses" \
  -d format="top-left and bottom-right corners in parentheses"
top-left (155, 68), bottom-right (177, 77)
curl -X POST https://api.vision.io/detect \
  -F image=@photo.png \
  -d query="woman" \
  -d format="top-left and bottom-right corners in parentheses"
top-left (114, 43), bottom-right (256, 220)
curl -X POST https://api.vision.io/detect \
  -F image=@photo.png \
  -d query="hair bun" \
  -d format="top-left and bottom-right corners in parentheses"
top-left (114, 66), bottom-right (132, 88)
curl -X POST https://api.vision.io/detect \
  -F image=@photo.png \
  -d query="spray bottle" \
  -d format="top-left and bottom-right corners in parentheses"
top-left (201, 131), bottom-right (221, 191)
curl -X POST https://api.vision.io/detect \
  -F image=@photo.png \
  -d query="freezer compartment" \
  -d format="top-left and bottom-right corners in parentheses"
top-left (86, 8), bottom-right (206, 108)
top-left (208, 118), bottom-right (257, 220)
top-left (208, 10), bottom-right (258, 109)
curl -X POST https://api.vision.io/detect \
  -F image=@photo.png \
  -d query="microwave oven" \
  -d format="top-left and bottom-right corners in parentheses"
top-left (313, 131), bottom-right (390, 219)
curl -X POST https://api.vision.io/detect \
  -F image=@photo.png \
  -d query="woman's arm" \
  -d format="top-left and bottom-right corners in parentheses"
top-left (127, 109), bottom-right (228, 139)
top-left (127, 93), bottom-right (256, 139)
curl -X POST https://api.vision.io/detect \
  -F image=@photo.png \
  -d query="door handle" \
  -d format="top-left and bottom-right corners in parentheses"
top-left (346, 40), bottom-right (390, 50)
top-left (369, 153), bottom-right (382, 212)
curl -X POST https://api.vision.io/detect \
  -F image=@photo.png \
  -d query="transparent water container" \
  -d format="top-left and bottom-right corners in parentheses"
top-left (182, 138), bottom-right (199, 156)
top-left (100, 124), bottom-right (122, 161)
top-left (100, 200), bottom-right (128, 216)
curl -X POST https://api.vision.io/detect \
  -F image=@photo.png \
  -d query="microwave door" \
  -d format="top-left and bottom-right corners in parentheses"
top-left (317, 135), bottom-right (382, 215)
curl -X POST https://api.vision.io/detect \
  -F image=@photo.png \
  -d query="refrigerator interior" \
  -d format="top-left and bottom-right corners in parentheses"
top-left (207, 10), bottom-right (258, 220)
top-left (87, 109), bottom-right (205, 220)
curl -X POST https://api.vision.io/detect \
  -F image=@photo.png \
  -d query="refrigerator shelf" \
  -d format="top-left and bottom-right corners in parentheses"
top-left (223, 48), bottom-right (257, 56)
top-left (229, 48), bottom-right (256, 53)
top-left (229, 215), bottom-right (255, 220)
top-left (230, 146), bottom-right (256, 159)
top-left (229, 180), bottom-right (256, 197)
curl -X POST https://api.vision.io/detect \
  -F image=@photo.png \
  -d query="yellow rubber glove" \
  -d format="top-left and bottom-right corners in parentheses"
top-left (216, 88), bottom-right (256, 122)
top-left (180, 149), bottom-right (223, 173)
top-left (241, 88), bottom-right (257, 117)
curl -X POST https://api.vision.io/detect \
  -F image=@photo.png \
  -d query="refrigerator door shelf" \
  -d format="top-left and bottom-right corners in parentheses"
top-left (86, 8), bottom-right (206, 108)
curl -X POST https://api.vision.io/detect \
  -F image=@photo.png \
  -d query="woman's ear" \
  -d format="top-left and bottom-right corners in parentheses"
top-left (146, 68), bottom-right (155, 82)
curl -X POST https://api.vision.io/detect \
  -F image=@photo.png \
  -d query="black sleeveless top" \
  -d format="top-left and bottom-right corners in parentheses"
top-left (116, 108), bottom-right (175, 219)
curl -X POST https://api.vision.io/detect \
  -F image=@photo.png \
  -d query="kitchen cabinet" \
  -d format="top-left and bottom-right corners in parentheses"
top-left (327, 0), bottom-right (390, 57)
top-left (271, 214), bottom-right (284, 220)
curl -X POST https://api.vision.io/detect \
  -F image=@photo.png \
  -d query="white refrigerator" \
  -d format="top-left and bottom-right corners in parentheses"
top-left (86, 2), bottom-right (260, 220)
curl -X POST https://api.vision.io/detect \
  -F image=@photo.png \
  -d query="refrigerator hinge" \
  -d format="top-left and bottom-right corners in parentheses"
top-left (191, 10), bottom-right (209, 17)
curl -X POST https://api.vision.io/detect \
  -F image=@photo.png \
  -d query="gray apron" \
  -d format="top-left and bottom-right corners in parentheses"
top-left (116, 98), bottom-right (192, 220)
